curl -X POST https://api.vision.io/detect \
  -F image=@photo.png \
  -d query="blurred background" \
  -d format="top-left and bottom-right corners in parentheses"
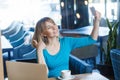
top-left (0, 0), bottom-right (119, 29)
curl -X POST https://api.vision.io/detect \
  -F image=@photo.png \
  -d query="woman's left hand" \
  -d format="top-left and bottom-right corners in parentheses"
top-left (94, 11), bottom-right (101, 22)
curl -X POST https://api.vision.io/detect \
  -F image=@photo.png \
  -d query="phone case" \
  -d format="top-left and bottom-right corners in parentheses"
top-left (90, 7), bottom-right (96, 16)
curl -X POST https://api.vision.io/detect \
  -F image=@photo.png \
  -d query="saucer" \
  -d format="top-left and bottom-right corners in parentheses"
top-left (58, 75), bottom-right (75, 80)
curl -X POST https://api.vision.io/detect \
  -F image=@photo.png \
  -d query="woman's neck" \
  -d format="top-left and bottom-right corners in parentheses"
top-left (46, 37), bottom-right (60, 55)
top-left (47, 37), bottom-right (59, 47)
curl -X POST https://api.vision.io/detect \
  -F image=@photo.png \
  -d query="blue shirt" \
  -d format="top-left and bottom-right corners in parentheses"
top-left (43, 36), bottom-right (96, 78)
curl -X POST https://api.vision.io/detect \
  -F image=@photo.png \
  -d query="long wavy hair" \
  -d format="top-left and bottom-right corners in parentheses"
top-left (32, 17), bottom-right (56, 47)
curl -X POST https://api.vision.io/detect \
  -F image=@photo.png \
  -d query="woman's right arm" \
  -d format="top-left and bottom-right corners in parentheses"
top-left (32, 40), bottom-right (46, 64)
top-left (32, 40), bottom-right (49, 74)
top-left (37, 48), bottom-right (46, 64)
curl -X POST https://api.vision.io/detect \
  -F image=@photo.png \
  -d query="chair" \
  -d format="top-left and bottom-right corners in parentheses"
top-left (11, 32), bottom-right (35, 59)
top-left (9, 25), bottom-right (25, 42)
top-left (22, 48), bottom-right (36, 59)
top-left (14, 44), bottom-right (37, 59)
top-left (1, 21), bottom-right (23, 39)
top-left (110, 49), bottom-right (120, 80)
top-left (69, 54), bottom-right (92, 74)
top-left (1, 21), bottom-right (20, 34)
top-left (14, 54), bottom-right (92, 75)
top-left (71, 44), bottom-right (98, 68)
top-left (10, 31), bottom-right (29, 48)
top-left (10, 32), bottom-right (29, 59)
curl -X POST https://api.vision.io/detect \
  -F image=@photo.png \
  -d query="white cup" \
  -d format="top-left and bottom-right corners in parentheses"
top-left (61, 70), bottom-right (71, 79)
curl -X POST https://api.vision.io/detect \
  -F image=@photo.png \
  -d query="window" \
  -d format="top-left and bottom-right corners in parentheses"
top-left (89, 0), bottom-right (118, 23)
top-left (0, 0), bottom-right (61, 29)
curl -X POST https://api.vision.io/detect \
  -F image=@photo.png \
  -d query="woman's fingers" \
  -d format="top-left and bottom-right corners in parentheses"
top-left (95, 11), bottom-right (101, 21)
top-left (32, 40), bottom-right (38, 48)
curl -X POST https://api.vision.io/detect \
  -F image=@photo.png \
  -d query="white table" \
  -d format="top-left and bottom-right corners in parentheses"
top-left (61, 26), bottom-right (109, 37)
top-left (73, 72), bottom-right (109, 80)
top-left (4, 72), bottom-right (109, 80)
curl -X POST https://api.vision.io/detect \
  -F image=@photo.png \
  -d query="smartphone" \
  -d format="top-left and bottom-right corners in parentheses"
top-left (90, 6), bottom-right (96, 16)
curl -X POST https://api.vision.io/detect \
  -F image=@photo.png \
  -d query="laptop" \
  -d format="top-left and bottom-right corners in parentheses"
top-left (6, 61), bottom-right (49, 80)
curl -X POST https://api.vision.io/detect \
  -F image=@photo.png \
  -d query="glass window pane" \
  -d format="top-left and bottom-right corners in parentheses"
top-left (0, 0), bottom-right (61, 29)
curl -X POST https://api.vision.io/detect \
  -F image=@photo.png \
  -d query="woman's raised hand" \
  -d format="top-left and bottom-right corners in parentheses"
top-left (94, 11), bottom-right (101, 22)
top-left (32, 38), bottom-right (46, 51)
top-left (32, 37), bottom-right (47, 64)
top-left (91, 10), bottom-right (101, 40)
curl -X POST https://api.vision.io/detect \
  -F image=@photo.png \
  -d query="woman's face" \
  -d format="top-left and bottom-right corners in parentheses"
top-left (42, 21), bottom-right (59, 38)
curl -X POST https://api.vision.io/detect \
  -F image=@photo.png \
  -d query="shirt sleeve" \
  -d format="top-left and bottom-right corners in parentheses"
top-left (68, 36), bottom-right (97, 50)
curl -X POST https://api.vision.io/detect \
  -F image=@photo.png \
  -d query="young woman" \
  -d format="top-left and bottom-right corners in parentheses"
top-left (32, 11), bottom-right (101, 78)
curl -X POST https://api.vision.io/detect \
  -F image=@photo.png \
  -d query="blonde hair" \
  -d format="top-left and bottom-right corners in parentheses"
top-left (32, 17), bottom-right (56, 47)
